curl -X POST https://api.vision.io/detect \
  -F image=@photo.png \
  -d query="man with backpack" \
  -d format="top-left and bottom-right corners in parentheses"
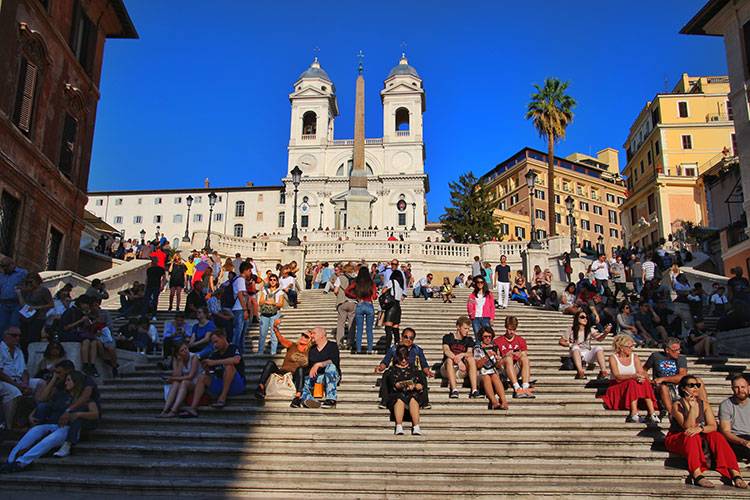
top-left (227, 262), bottom-right (252, 354)
top-left (333, 264), bottom-right (357, 348)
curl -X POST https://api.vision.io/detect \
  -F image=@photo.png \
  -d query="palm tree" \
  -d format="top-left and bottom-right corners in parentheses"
top-left (525, 77), bottom-right (577, 236)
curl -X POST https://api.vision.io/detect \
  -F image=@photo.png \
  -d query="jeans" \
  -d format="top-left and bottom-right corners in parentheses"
top-left (414, 286), bottom-right (432, 300)
top-left (232, 310), bottom-right (247, 355)
top-left (258, 312), bottom-right (281, 355)
top-left (355, 301), bottom-right (375, 351)
top-left (0, 300), bottom-right (21, 336)
top-left (301, 364), bottom-right (340, 402)
top-left (8, 424), bottom-right (70, 467)
top-left (471, 317), bottom-right (491, 344)
top-left (32, 403), bottom-right (98, 445)
top-left (633, 278), bottom-right (643, 295)
top-left (286, 289), bottom-right (298, 308)
top-left (142, 286), bottom-right (160, 316)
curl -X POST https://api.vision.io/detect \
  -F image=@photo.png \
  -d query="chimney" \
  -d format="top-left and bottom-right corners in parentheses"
top-left (246, 182), bottom-right (254, 187)
top-left (204, 178), bottom-right (210, 188)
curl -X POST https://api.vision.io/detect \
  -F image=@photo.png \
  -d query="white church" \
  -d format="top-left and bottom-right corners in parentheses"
top-left (86, 55), bottom-right (430, 245)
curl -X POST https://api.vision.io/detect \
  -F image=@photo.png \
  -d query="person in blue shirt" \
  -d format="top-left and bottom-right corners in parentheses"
top-left (0, 257), bottom-right (27, 335)
top-left (374, 328), bottom-right (433, 409)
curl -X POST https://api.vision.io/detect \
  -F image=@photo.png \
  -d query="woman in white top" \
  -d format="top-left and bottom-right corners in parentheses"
top-left (602, 334), bottom-right (659, 423)
top-left (559, 312), bottom-right (610, 380)
top-left (560, 283), bottom-right (579, 315)
top-left (258, 274), bottom-right (285, 355)
top-left (158, 341), bottom-right (201, 418)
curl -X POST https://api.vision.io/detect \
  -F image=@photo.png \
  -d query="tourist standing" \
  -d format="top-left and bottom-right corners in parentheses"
top-left (346, 267), bottom-right (378, 354)
top-left (494, 255), bottom-right (511, 309)
top-left (168, 255), bottom-right (187, 312)
top-left (0, 257), bottom-right (27, 335)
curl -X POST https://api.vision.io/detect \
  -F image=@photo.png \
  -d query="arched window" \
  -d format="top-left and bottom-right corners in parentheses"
top-left (302, 111), bottom-right (317, 135)
top-left (172, 238), bottom-right (180, 248)
top-left (335, 160), bottom-right (374, 176)
top-left (234, 224), bottom-right (244, 237)
top-left (395, 107), bottom-right (410, 131)
top-left (235, 201), bottom-right (245, 217)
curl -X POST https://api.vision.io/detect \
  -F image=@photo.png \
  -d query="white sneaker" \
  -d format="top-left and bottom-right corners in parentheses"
top-left (647, 413), bottom-right (661, 424)
top-left (53, 442), bottom-right (71, 457)
top-left (411, 425), bottom-right (422, 436)
top-left (395, 424), bottom-right (404, 435)
top-left (626, 414), bottom-right (644, 423)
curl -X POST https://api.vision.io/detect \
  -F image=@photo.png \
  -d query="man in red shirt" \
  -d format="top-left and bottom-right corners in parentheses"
top-left (493, 316), bottom-right (534, 399)
top-left (151, 243), bottom-right (167, 269)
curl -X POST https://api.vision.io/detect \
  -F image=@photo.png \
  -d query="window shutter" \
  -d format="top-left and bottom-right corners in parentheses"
top-left (12, 59), bottom-right (38, 133)
top-left (58, 113), bottom-right (78, 178)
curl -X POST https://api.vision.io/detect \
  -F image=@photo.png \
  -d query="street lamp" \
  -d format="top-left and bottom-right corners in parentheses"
top-left (139, 229), bottom-right (146, 245)
top-left (565, 195), bottom-right (578, 258)
top-left (525, 170), bottom-right (542, 249)
top-left (597, 234), bottom-right (604, 254)
top-left (288, 166), bottom-right (302, 246)
top-left (204, 191), bottom-right (217, 252)
top-left (318, 202), bottom-right (324, 230)
top-left (155, 225), bottom-right (160, 242)
top-left (120, 229), bottom-right (125, 239)
top-left (411, 202), bottom-right (417, 231)
top-left (182, 194), bottom-right (193, 242)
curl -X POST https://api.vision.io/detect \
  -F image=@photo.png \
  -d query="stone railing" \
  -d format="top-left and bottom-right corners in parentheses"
top-left (192, 231), bottom-right (283, 255)
top-left (298, 228), bottom-right (416, 241)
top-left (40, 258), bottom-right (150, 298)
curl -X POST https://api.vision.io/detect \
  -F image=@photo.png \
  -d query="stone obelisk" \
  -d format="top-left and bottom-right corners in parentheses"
top-left (344, 52), bottom-right (375, 228)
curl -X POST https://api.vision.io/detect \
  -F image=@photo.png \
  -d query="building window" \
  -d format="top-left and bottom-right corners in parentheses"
top-left (537, 229), bottom-right (547, 239)
top-left (114, 198), bottom-right (122, 206)
top-left (173, 214), bottom-right (182, 223)
top-left (554, 194), bottom-right (560, 204)
top-left (278, 212), bottom-right (285, 228)
top-left (258, 194), bottom-right (264, 202)
top-left (12, 58), bottom-right (39, 135)
top-left (515, 226), bottom-right (526, 239)
top-left (593, 206), bottom-right (602, 215)
top-left (256, 212), bottom-right (263, 221)
top-left (215, 213), bottom-right (223, 221)
top-left (301, 215), bottom-right (309, 228)
top-left (174, 197), bottom-right (182, 204)
top-left (555, 213), bottom-right (561, 224)
top-left (69, 0), bottom-right (97, 74)
top-left (732, 133), bottom-right (738, 155)
top-left (498, 201), bottom-right (507, 211)
top-left (95, 199), bottom-right (103, 206)
top-left (154, 198), bottom-right (162, 205)
top-left (681, 135), bottom-right (693, 150)
top-left (194, 196), bottom-right (202, 204)
top-left (610, 228), bottom-right (619, 238)
top-left (684, 165), bottom-right (697, 177)
top-left (57, 112), bottom-right (78, 179)
top-left (113, 216), bottom-right (123, 224)
top-left (617, 197), bottom-right (625, 205)
top-left (510, 194), bottom-right (519, 205)
top-left (398, 213), bottom-right (407, 226)
top-left (579, 201), bottom-right (589, 212)
top-left (606, 193), bottom-right (615, 203)
top-left (562, 181), bottom-right (570, 192)
top-left (535, 209), bottom-right (546, 220)
top-left (640, 160), bottom-right (644, 174)
top-left (133, 216), bottom-right (142, 224)
top-left (280, 191), bottom-right (286, 204)
top-left (234, 224), bottom-right (243, 237)
top-left (217, 196), bottom-right (222, 202)
top-left (302, 111), bottom-right (317, 135)
top-left (582, 239), bottom-right (592, 250)
top-left (678, 101), bottom-right (689, 118)
top-left (580, 220), bottom-right (591, 231)
top-left (577, 185), bottom-right (584, 196)
top-left (499, 223), bottom-right (509, 235)
top-left (647, 151), bottom-right (652, 165)
top-left (728, 99), bottom-right (734, 120)
top-left (235, 201), bottom-right (245, 217)
top-left (194, 214), bottom-right (202, 222)
top-left (647, 194), bottom-right (655, 214)
top-left (137, 198), bottom-right (142, 205)
top-left (153, 215), bottom-right (162, 223)
top-left (630, 207), bottom-right (637, 225)
top-left (654, 140), bottom-right (661, 155)
top-left (534, 189), bottom-right (545, 200)
top-left (594, 224), bottom-right (604, 234)
top-left (608, 210), bottom-right (618, 224)
top-left (45, 227), bottom-right (63, 271)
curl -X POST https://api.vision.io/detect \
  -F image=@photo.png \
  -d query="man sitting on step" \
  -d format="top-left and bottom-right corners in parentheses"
top-left (375, 328), bottom-right (433, 409)
top-left (643, 337), bottom-right (689, 416)
top-left (493, 316), bottom-right (535, 399)
top-left (441, 316), bottom-right (480, 399)
top-left (719, 374), bottom-right (750, 463)
top-left (179, 329), bottom-right (245, 417)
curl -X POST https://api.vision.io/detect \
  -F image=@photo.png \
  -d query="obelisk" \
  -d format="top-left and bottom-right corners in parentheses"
top-left (344, 51), bottom-right (375, 228)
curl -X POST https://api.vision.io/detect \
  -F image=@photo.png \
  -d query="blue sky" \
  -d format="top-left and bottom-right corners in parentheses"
top-left (90, 0), bottom-right (727, 221)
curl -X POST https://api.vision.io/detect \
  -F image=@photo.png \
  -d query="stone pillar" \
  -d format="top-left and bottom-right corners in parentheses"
top-left (351, 74), bottom-right (366, 189)
top-left (521, 248), bottom-right (548, 282)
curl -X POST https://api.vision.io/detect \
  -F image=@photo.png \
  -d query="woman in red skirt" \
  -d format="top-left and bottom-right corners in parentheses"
top-left (601, 334), bottom-right (659, 423)
top-left (666, 375), bottom-right (747, 488)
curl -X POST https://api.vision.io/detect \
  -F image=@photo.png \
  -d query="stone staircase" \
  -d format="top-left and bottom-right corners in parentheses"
top-left (1, 288), bottom-right (749, 498)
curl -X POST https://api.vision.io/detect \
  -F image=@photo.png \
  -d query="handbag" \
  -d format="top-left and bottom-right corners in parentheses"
top-left (376, 310), bottom-right (385, 327)
top-left (265, 372), bottom-right (296, 399)
top-left (378, 289), bottom-right (395, 310)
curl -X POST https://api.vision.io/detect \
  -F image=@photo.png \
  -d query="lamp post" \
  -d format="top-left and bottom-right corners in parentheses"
top-left (182, 194), bottom-right (193, 242)
top-left (411, 202), bottom-right (417, 231)
top-left (288, 166), bottom-right (302, 246)
top-left (155, 225), bottom-right (160, 241)
top-left (525, 170), bottom-right (542, 249)
top-left (318, 202), bottom-right (324, 230)
top-left (204, 191), bottom-right (217, 252)
top-left (565, 195), bottom-right (578, 258)
top-left (120, 229), bottom-right (125, 239)
top-left (597, 234), bottom-right (604, 255)
top-left (139, 229), bottom-right (146, 245)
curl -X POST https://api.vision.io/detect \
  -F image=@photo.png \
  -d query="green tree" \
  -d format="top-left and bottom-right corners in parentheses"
top-left (525, 77), bottom-right (577, 237)
top-left (440, 172), bottom-right (499, 244)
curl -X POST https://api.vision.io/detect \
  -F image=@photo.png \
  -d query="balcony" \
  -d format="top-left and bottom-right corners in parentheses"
top-left (726, 218), bottom-right (749, 248)
top-left (301, 134), bottom-right (316, 140)
top-left (396, 131), bottom-right (410, 137)
top-left (706, 113), bottom-right (729, 122)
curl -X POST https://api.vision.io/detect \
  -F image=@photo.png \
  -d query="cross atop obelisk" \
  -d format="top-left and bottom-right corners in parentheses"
top-left (350, 51), bottom-right (367, 190)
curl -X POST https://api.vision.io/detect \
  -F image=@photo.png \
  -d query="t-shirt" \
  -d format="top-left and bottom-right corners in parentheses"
top-left (473, 344), bottom-right (501, 373)
top-left (642, 261), bottom-right (656, 280)
top-left (729, 276), bottom-right (750, 302)
top-left (209, 343), bottom-right (245, 382)
top-left (24, 287), bottom-right (53, 310)
top-left (711, 294), bottom-right (728, 305)
top-left (279, 275), bottom-right (295, 292)
top-left (232, 276), bottom-right (247, 311)
top-left (592, 260), bottom-right (609, 280)
top-left (633, 311), bottom-right (653, 331)
top-left (192, 320), bottom-right (216, 342)
top-left (472, 261), bottom-right (482, 278)
top-left (644, 352), bottom-right (686, 379)
top-left (474, 294), bottom-right (486, 318)
top-left (562, 328), bottom-right (592, 351)
top-left (146, 266), bottom-right (165, 288)
top-left (441, 333), bottom-right (475, 364)
top-left (185, 290), bottom-right (207, 315)
top-left (610, 263), bottom-right (626, 283)
top-left (719, 397), bottom-right (750, 436)
top-left (493, 334), bottom-right (528, 360)
top-left (308, 341), bottom-right (341, 377)
top-left (630, 262), bottom-right (643, 279)
top-left (185, 260), bottom-right (196, 276)
top-left (232, 258), bottom-right (243, 276)
top-left (169, 264), bottom-right (186, 287)
top-left (151, 249), bottom-right (167, 268)
top-left (380, 344), bottom-right (428, 370)
top-left (495, 264), bottom-right (511, 283)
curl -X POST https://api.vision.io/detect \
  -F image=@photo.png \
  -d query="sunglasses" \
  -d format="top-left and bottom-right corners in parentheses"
top-left (402, 335), bottom-right (414, 340)
top-left (686, 383), bottom-right (702, 389)
top-left (666, 346), bottom-right (681, 352)
top-left (578, 316), bottom-right (587, 320)
top-left (301, 333), bottom-right (310, 339)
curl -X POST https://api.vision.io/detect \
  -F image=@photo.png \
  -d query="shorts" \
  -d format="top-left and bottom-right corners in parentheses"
top-left (570, 345), bottom-right (602, 364)
top-left (208, 371), bottom-right (245, 396)
top-left (0, 381), bottom-right (21, 403)
top-left (498, 360), bottom-right (521, 377)
top-left (101, 338), bottom-right (116, 349)
top-left (440, 360), bottom-right (466, 379)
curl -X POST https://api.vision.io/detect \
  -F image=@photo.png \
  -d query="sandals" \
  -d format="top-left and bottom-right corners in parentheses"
top-left (178, 409), bottom-right (198, 418)
top-left (686, 474), bottom-right (714, 488)
top-left (574, 371), bottom-right (587, 380)
top-left (211, 401), bottom-right (226, 409)
top-left (732, 475), bottom-right (748, 489)
top-left (156, 411), bottom-right (176, 418)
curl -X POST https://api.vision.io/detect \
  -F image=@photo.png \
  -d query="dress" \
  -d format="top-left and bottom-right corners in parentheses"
top-left (600, 353), bottom-right (657, 410)
top-left (386, 363), bottom-right (421, 409)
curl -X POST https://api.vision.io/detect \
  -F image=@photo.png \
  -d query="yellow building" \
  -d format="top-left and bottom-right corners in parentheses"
top-left (483, 147), bottom-right (627, 254)
top-left (620, 74), bottom-right (735, 247)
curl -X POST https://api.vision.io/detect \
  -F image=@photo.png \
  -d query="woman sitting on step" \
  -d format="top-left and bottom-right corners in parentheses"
top-left (600, 334), bottom-right (659, 423)
top-left (665, 375), bottom-right (747, 489)
top-left (157, 341), bottom-right (202, 418)
top-left (559, 312), bottom-right (610, 380)
top-left (472, 327), bottom-right (508, 410)
top-left (385, 345), bottom-right (423, 435)
top-left (255, 319), bottom-right (311, 408)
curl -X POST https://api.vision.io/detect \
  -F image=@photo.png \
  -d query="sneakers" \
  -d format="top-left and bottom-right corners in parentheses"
top-left (574, 372), bottom-right (587, 380)
top-left (53, 442), bottom-right (72, 457)
top-left (411, 425), bottom-right (422, 436)
top-left (290, 397), bottom-right (301, 408)
top-left (395, 424), bottom-right (404, 435)
top-left (90, 365), bottom-right (100, 377)
top-left (378, 401), bottom-right (387, 409)
top-left (626, 414), bottom-right (645, 423)
top-left (303, 399), bottom-right (321, 408)
top-left (469, 390), bottom-right (481, 399)
top-left (513, 388), bottom-right (524, 399)
top-left (321, 399), bottom-right (337, 409)
top-left (522, 388), bottom-right (535, 399)
top-left (647, 413), bottom-right (661, 424)
top-left (0, 461), bottom-right (22, 474)
top-left (421, 403), bottom-right (432, 409)
top-left (449, 389), bottom-right (459, 399)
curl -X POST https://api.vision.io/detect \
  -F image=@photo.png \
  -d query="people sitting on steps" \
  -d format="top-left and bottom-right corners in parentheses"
top-left (494, 316), bottom-right (535, 399)
top-left (473, 326), bottom-right (509, 410)
top-left (184, 280), bottom-right (207, 320)
top-left (719, 374), bottom-right (750, 465)
top-left (558, 312), bottom-right (610, 380)
top-left (441, 316), bottom-right (480, 399)
top-left (257, 320), bottom-right (311, 409)
top-left (375, 328), bottom-right (432, 410)
top-left (179, 329), bottom-right (245, 417)
top-left (441, 277), bottom-right (454, 303)
top-left (386, 344), bottom-right (423, 436)
top-left (643, 338), bottom-right (701, 417)
top-left (300, 327), bottom-right (341, 409)
top-left (158, 341), bottom-right (201, 418)
top-left (413, 273), bottom-right (434, 301)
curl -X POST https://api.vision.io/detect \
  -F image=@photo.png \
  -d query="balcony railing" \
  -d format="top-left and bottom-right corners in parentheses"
top-left (396, 131), bottom-right (410, 137)
top-left (301, 134), bottom-right (316, 140)
top-left (706, 113), bottom-right (729, 122)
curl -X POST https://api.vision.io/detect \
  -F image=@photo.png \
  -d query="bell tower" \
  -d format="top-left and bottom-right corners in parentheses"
top-left (381, 54), bottom-right (425, 143)
top-left (288, 58), bottom-right (338, 150)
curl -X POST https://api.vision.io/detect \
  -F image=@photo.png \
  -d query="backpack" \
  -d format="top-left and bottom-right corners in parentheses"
top-left (221, 276), bottom-right (239, 309)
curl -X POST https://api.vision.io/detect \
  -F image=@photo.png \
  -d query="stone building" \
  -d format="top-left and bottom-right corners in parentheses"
top-left (0, 0), bottom-right (137, 271)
